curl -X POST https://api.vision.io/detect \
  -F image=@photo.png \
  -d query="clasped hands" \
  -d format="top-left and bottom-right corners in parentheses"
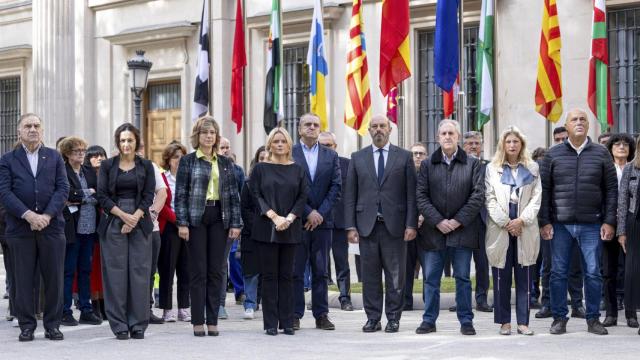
top-left (24, 211), bottom-right (51, 231)
top-left (119, 212), bottom-right (142, 234)
top-left (436, 219), bottom-right (462, 234)
top-left (268, 210), bottom-right (295, 232)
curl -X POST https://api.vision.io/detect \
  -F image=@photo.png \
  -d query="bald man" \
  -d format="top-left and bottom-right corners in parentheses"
top-left (539, 109), bottom-right (617, 336)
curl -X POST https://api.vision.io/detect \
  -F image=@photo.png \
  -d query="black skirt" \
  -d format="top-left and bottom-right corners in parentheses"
top-left (624, 212), bottom-right (640, 311)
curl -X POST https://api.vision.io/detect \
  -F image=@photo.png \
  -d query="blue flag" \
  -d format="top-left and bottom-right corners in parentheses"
top-left (434, 0), bottom-right (459, 92)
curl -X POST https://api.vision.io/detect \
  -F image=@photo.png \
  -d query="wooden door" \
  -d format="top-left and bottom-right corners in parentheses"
top-left (146, 109), bottom-right (181, 166)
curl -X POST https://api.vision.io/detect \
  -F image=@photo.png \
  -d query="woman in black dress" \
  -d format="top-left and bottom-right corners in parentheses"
top-left (250, 128), bottom-right (308, 336)
top-left (97, 123), bottom-right (156, 340)
top-left (617, 135), bottom-right (640, 334)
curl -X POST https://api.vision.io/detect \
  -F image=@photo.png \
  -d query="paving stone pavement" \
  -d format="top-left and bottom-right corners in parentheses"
top-left (1, 260), bottom-right (640, 359)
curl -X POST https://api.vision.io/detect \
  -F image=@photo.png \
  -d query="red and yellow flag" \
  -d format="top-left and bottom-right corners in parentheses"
top-left (344, 0), bottom-right (372, 136)
top-left (535, 0), bottom-right (563, 122)
top-left (379, 0), bottom-right (411, 97)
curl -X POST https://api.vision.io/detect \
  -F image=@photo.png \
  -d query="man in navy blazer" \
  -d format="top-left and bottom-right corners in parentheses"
top-left (292, 113), bottom-right (341, 330)
top-left (0, 113), bottom-right (70, 341)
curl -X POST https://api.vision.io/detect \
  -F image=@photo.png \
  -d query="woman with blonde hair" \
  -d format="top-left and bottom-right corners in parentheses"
top-left (249, 127), bottom-right (308, 335)
top-left (485, 126), bottom-right (541, 336)
top-left (174, 116), bottom-right (242, 337)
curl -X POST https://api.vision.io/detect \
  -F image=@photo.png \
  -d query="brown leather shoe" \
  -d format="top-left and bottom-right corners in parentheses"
top-left (315, 314), bottom-right (335, 330)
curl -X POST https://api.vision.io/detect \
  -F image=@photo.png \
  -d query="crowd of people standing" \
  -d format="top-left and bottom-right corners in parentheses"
top-left (1, 108), bottom-right (639, 342)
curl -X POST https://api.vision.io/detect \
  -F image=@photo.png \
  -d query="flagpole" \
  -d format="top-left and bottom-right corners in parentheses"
top-left (241, 0), bottom-right (248, 169)
top-left (207, 0), bottom-right (212, 116)
top-left (491, 0), bottom-right (498, 148)
top-left (456, 0), bottom-right (466, 130)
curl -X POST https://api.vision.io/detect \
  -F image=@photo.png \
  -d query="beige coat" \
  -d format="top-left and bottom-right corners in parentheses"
top-left (485, 162), bottom-right (541, 269)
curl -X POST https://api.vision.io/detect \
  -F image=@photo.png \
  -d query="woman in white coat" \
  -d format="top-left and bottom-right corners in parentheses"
top-left (485, 126), bottom-right (541, 336)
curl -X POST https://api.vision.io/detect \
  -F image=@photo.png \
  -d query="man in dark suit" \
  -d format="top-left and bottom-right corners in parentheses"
top-left (292, 113), bottom-right (341, 330)
top-left (461, 131), bottom-right (493, 313)
top-left (0, 113), bottom-right (70, 341)
top-left (345, 114), bottom-right (417, 333)
top-left (318, 131), bottom-right (353, 311)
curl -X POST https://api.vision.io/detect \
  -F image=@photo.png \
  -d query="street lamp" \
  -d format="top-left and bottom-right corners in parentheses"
top-left (127, 49), bottom-right (153, 131)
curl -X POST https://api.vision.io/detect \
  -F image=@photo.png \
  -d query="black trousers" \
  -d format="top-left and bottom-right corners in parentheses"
top-left (403, 239), bottom-right (419, 308)
top-left (1, 242), bottom-right (15, 317)
top-left (359, 221), bottom-right (407, 321)
top-left (188, 205), bottom-right (227, 326)
top-left (331, 229), bottom-right (351, 302)
top-left (7, 232), bottom-right (65, 331)
top-left (158, 222), bottom-right (190, 309)
top-left (258, 241), bottom-right (296, 330)
top-left (603, 238), bottom-right (635, 318)
top-left (540, 238), bottom-right (583, 308)
top-left (493, 236), bottom-right (532, 325)
top-left (473, 222), bottom-right (490, 305)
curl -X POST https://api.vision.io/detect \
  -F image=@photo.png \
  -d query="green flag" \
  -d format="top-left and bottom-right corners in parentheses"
top-left (476, 0), bottom-right (494, 130)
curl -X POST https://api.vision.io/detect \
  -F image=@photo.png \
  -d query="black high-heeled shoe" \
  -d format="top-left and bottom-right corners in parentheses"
top-left (193, 326), bottom-right (206, 337)
top-left (208, 330), bottom-right (219, 336)
top-left (265, 328), bottom-right (278, 336)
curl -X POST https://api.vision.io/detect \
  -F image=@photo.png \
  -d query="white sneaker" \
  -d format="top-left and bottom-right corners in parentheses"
top-left (177, 308), bottom-right (191, 322)
top-left (163, 309), bottom-right (177, 322)
top-left (243, 308), bottom-right (255, 320)
top-left (11, 318), bottom-right (19, 327)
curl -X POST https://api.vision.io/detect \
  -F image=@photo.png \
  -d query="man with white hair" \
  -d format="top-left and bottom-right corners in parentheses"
top-left (415, 119), bottom-right (484, 336)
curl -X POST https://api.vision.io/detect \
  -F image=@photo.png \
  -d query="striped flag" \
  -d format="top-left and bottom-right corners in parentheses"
top-left (379, 0), bottom-right (411, 97)
top-left (192, 0), bottom-right (210, 121)
top-left (344, 0), bottom-right (372, 136)
top-left (476, 0), bottom-right (494, 130)
top-left (307, 0), bottom-right (329, 131)
top-left (264, 0), bottom-right (283, 134)
top-left (386, 87), bottom-right (398, 124)
top-left (230, 0), bottom-right (246, 134)
top-left (588, 0), bottom-right (614, 132)
top-left (535, 0), bottom-right (563, 122)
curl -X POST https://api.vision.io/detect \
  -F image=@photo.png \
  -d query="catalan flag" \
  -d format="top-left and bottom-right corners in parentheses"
top-left (344, 0), bottom-right (371, 136)
top-left (535, 0), bottom-right (563, 122)
top-left (379, 0), bottom-right (411, 97)
top-left (307, 0), bottom-right (329, 131)
top-left (588, 0), bottom-right (613, 132)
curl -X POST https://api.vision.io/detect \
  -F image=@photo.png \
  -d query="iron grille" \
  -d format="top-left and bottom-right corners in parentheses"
top-left (283, 45), bottom-right (310, 142)
top-left (416, 27), bottom-right (479, 155)
top-left (0, 76), bottom-right (20, 155)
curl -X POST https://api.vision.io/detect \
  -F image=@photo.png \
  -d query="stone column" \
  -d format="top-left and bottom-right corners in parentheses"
top-left (32, 0), bottom-right (75, 145)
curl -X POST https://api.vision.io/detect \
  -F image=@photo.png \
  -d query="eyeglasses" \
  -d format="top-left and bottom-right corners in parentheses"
top-left (71, 149), bottom-right (87, 155)
top-left (412, 151), bottom-right (427, 157)
top-left (613, 142), bottom-right (630, 148)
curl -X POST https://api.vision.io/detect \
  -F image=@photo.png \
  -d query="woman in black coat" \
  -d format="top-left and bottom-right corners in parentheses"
top-left (97, 123), bottom-right (156, 340)
top-left (59, 137), bottom-right (102, 327)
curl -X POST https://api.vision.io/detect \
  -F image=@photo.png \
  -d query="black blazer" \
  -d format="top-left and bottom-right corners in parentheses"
top-left (96, 155), bottom-right (155, 238)
top-left (63, 163), bottom-right (98, 243)
top-left (292, 143), bottom-right (341, 229)
top-left (344, 144), bottom-right (417, 238)
top-left (0, 145), bottom-right (69, 237)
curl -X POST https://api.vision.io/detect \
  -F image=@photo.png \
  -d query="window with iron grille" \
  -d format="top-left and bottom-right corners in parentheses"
top-left (608, 7), bottom-right (640, 135)
top-left (416, 27), bottom-right (479, 155)
top-left (0, 76), bottom-right (20, 155)
top-left (283, 45), bottom-right (310, 142)
top-left (148, 82), bottom-right (181, 111)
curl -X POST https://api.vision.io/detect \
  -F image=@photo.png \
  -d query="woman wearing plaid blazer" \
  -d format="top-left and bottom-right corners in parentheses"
top-left (174, 116), bottom-right (242, 337)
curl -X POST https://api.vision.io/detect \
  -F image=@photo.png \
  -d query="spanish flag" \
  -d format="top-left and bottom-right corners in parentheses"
top-left (379, 0), bottom-right (411, 97)
top-left (535, 0), bottom-right (563, 122)
top-left (344, 0), bottom-right (372, 136)
top-left (307, 0), bottom-right (329, 131)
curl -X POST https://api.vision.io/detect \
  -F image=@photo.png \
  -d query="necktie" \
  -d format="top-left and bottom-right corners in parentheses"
top-left (377, 148), bottom-right (384, 214)
top-left (377, 148), bottom-right (385, 185)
